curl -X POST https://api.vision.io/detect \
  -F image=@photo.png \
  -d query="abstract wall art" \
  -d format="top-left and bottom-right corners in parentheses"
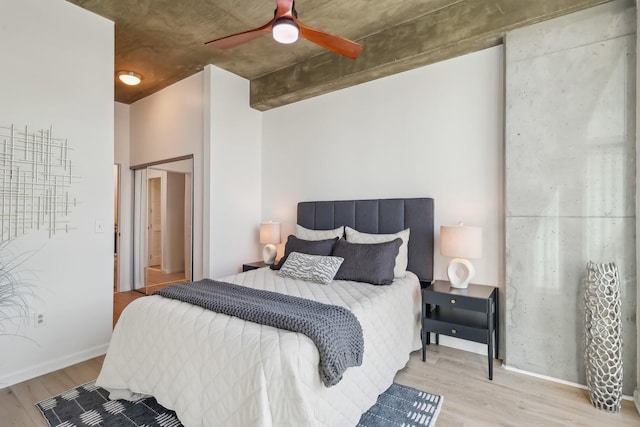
top-left (0, 124), bottom-right (78, 241)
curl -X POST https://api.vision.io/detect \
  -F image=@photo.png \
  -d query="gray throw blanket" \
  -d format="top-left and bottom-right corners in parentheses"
top-left (154, 279), bottom-right (364, 387)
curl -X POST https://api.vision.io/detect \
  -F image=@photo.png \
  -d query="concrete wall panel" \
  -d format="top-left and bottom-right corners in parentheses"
top-left (505, 0), bottom-right (637, 395)
top-left (506, 216), bottom-right (636, 386)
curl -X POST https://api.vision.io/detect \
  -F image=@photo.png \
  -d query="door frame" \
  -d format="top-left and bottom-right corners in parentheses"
top-left (131, 155), bottom-right (194, 294)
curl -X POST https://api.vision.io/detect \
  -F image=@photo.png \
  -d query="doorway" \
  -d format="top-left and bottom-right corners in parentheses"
top-left (132, 157), bottom-right (193, 295)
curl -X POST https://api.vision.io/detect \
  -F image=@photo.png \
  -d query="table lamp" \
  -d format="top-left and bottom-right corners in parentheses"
top-left (440, 223), bottom-right (483, 288)
top-left (260, 221), bottom-right (281, 265)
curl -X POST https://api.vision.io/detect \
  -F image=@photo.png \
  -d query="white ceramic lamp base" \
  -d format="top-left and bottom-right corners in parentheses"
top-left (447, 258), bottom-right (475, 289)
top-left (262, 244), bottom-right (277, 265)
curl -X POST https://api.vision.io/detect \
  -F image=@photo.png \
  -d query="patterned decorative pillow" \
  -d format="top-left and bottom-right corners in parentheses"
top-left (278, 252), bottom-right (344, 285)
top-left (296, 224), bottom-right (344, 241)
top-left (345, 227), bottom-right (410, 278)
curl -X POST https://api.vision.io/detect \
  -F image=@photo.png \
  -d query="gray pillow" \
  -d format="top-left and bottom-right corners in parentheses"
top-left (332, 238), bottom-right (402, 285)
top-left (270, 235), bottom-right (339, 270)
top-left (345, 226), bottom-right (410, 278)
top-left (278, 252), bottom-right (344, 285)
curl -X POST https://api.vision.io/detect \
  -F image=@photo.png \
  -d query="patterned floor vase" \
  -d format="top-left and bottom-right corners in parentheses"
top-left (584, 261), bottom-right (623, 412)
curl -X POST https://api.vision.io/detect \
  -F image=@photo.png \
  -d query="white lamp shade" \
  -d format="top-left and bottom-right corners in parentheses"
top-left (440, 224), bottom-right (482, 259)
top-left (260, 221), bottom-right (281, 245)
top-left (440, 223), bottom-right (482, 288)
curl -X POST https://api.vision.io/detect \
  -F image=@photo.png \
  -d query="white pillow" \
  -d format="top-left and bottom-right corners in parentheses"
top-left (295, 224), bottom-right (344, 241)
top-left (345, 226), bottom-right (410, 278)
top-left (278, 252), bottom-right (344, 285)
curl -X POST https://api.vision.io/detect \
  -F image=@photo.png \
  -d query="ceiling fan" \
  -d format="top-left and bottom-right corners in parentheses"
top-left (205, 0), bottom-right (363, 59)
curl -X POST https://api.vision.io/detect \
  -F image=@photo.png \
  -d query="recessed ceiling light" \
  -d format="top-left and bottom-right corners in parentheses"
top-left (117, 71), bottom-right (142, 86)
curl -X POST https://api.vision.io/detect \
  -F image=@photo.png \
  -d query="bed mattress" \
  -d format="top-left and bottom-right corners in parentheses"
top-left (96, 267), bottom-right (422, 427)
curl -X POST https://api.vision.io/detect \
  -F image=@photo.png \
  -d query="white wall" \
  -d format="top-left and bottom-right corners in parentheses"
top-left (125, 66), bottom-right (261, 281)
top-left (115, 102), bottom-right (132, 291)
top-left (0, 0), bottom-right (114, 386)
top-left (261, 46), bottom-right (505, 353)
top-left (129, 73), bottom-right (205, 279)
top-left (204, 66), bottom-right (262, 278)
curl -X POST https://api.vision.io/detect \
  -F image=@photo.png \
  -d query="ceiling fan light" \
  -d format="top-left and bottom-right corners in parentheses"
top-left (272, 18), bottom-right (299, 44)
top-left (118, 71), bottom-right (142, 86)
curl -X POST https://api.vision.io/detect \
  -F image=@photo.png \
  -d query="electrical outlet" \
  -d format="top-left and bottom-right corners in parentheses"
top-left (34, 312), bottom-right (46, 327)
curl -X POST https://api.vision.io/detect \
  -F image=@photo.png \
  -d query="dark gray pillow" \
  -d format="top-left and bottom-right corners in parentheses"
top-left (332, 238), bottom-right (402, 285)
top-left (270, 235), bottom-right (339, 270)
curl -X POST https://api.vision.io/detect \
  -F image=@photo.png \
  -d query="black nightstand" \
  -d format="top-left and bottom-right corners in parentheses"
top-left (242, 261), bottom-right (269, 272)
top-left (421, 280), bottom-right (499, 380)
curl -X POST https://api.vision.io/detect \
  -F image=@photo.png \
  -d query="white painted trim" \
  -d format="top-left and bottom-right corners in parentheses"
top-left (634, 389), bottom-right (640, 413)
top-left (0, 343), bottom-right (109, 389)
top-left (504, 364), bottom-right (634, 401)
top-left (201, 65), bottom-right (212, 280)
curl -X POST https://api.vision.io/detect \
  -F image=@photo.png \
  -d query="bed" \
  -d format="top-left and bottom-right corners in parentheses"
top-left (96, 197), bottom-right (434, 427)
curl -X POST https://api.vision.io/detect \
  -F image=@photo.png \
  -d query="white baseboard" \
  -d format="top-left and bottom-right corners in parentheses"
top-left (503, 363), bottom-right (634, 401)
top-left (0, 343), bottom-right (109, 389)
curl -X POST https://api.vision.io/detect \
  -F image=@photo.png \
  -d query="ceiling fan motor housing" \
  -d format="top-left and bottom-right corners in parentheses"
top-left (206, 0), bottom-right (362, 59)
top-left (272, 18), bottom-right (299, 44)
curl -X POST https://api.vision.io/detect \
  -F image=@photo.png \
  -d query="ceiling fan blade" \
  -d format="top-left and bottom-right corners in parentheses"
top-left (275, 0), bottom-right (295, 18)
top-left (205, 19), bottom-right (274, 50)
top-left (297, 20), bottom-right (362, 59)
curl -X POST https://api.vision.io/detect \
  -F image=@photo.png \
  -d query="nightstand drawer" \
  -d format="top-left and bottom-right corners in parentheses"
top-left (424, 291), bottom-right (487, 312)
top-left (424, 318), bottom-right (487, 343)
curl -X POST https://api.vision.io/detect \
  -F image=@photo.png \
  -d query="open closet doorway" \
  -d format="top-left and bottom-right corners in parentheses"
top-left (132, 156), bottom-right (193, 295)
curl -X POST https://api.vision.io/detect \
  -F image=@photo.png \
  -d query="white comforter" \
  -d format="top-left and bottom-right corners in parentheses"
top-left (96, 267), bottom-right (422, 427)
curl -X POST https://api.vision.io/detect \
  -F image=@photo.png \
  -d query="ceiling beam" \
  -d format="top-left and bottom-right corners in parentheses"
top-left (250, 0), bottom-right (612, 111)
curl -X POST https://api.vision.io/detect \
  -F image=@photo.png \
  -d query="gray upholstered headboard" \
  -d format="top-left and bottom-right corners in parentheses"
top-left (297, 198), bottom-right (434, 283)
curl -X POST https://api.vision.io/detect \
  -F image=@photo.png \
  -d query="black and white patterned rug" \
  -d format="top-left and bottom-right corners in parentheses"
top-left (36, 381), bottom-right (442, 427)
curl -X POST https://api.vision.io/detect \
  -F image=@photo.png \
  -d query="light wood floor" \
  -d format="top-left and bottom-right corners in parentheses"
top-left (0, 355), bottom-right (105, 427)
top-left (145, 266), bottom-right (189, 289)
top-left (2, 344), bottom-right (638, 426)
top-left (120, 267), bottom-right (189, 298)
top-left (395, 346), bottom-right (640, 426)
